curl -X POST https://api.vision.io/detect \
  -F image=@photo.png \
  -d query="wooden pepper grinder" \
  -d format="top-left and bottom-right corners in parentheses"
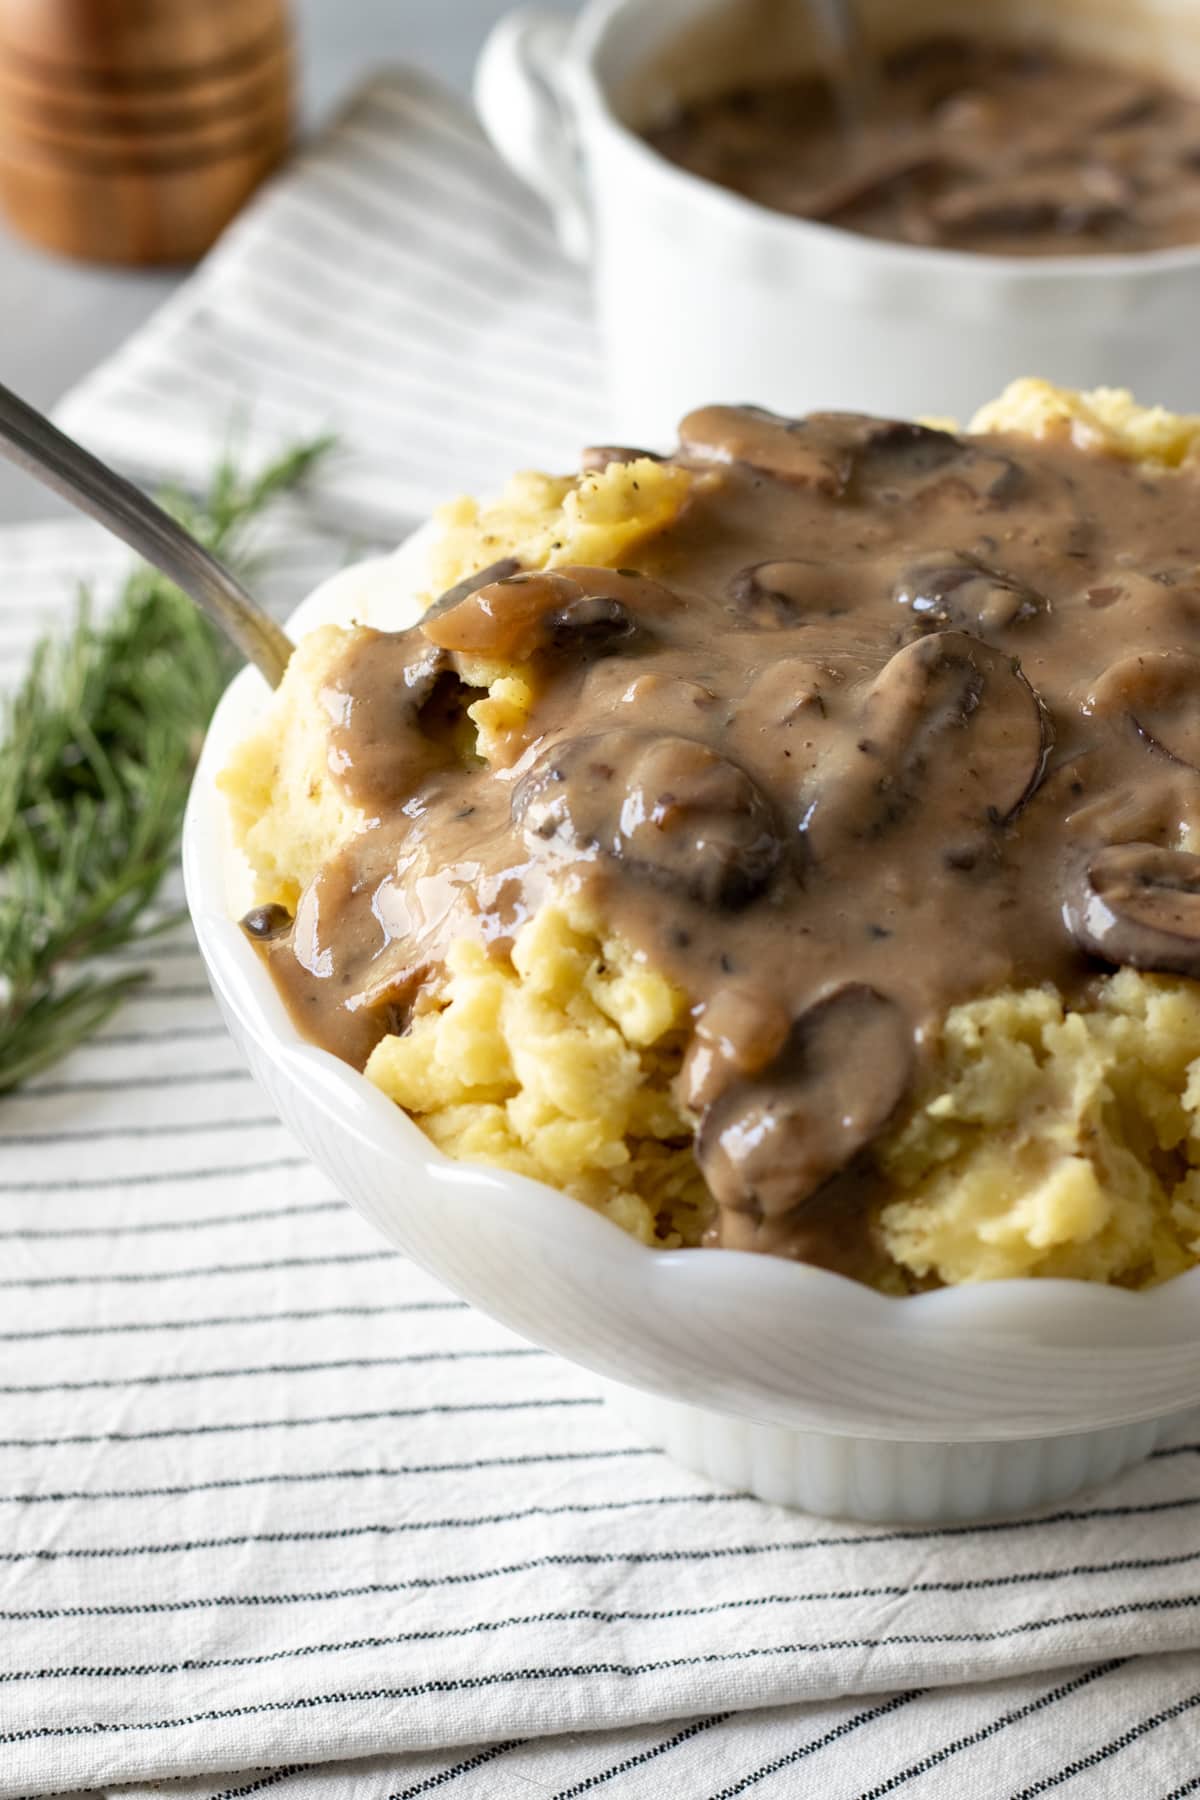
top-left (0, 0), bottom-right (293, 265)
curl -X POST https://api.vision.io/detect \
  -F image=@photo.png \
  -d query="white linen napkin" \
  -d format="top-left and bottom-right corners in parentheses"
top-left (2, 70), bottom-right (1200, 1800)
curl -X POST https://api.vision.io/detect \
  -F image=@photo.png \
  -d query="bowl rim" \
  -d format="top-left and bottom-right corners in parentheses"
top-left (567, 0), bottom-right (1200, 284)
top-left (183, 533), bottom-right (1200, 1362)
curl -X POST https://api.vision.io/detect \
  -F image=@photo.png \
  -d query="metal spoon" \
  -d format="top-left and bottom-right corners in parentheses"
top-left (820, 0), bottom-right (873, 130)
top-left (0, 379), bottom-right (294, 687)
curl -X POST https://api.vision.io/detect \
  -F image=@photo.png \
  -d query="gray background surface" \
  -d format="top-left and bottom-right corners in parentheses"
top-left (0, 0), bottom-right (578, 523)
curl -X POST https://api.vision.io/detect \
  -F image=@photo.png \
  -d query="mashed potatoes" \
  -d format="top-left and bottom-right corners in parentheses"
top-left (365, 902), bottom-right (710, 1246)
top-left (223, 382), bottom-right (1200, 1289)
top-left (880, 973), bottom-right (1200, 1286)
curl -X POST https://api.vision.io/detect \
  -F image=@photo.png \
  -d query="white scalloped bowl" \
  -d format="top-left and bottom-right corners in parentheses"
top-left (184, 537), bottom-right (1200, 1522)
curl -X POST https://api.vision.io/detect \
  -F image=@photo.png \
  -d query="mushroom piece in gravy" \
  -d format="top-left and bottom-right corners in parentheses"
top-left (646, 36), bottom-right (1200, 256)
top-left (241, 402), bottom-right (1200, 1274)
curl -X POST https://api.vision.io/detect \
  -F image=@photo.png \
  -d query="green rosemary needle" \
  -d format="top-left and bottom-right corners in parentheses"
top-left (0, 438), bottom-right (331, 1094)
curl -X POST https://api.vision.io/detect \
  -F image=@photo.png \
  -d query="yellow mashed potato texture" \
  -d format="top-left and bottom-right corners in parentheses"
top-left (364, 903), bottom-right (711, 1247)
top-left (223, 383), bottom-right (1200, 1287)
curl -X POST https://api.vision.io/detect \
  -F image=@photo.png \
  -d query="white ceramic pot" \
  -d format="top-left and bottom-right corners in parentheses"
top-left (475, 0), bottom-right (1200, 443)
top-left (185, 540), bottom-right (1200, 1526)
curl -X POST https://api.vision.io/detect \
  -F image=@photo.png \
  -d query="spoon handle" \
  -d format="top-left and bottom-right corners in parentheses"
top-left (0, 380), bottom-right (293, 686)
top-left (821, 0), bottom-right (872, 129)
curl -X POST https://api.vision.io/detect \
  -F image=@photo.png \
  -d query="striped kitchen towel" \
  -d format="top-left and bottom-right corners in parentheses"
top-left (2, 864), bottom-right (1199, 1797)
top-left (57, 71), bottom-right (607, 543)
top-left (2, 69), bottom-right (1200, 1800)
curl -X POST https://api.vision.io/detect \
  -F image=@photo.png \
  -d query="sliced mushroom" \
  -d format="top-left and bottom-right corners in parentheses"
top-left (422, 568), bottom-right (568, 659)
top-left (727, 559), bottom-right (851, 626)
top-left (512, 729), bottom-right (781, 909)
top-left (681, 983), bottom-right (794, 1113)
top-left (580, 445), bottom-right (662, 471)
top-left (929, 185), bottom-right (1131, 243)
top-left (422, 557), bottom-right (521, 624)
top-left (546, 591), bottom-right (643, 654)
top-left (849, 423), bottom-right (1024, 506)
top-left (804, 629), bottom-right (1048, 851)
top-left (1064, 843), bottom-right (1200, 976)
top-left (804, 152), bottom-right (947, 224)
top-left (697, 985), bottom-right (913, 1227)
top-left (738, 657), bottom-right (835, 730)
top-left (1093, 87), bottom-right (1161, 131)
top-left (850, 419), bottom-right (963, 482)
top-left (422, 566), bottom-right (672, 662)
top-left (732, 659), bottom-right (840, 799)
top-left (892, 553), bottom-right (1046, 633)
top-left (678, 405), bottom-right (1022, 509)
top-left (1086, 650), bottom-right (1200, 772)
top-left (678, 404), bottom-right (856, 495)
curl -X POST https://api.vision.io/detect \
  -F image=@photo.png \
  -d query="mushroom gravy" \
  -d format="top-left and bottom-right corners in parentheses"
top-left (645, 35), bottom-right (1200, 256)
top-left (245, 408), bottom-right (1200, 1269)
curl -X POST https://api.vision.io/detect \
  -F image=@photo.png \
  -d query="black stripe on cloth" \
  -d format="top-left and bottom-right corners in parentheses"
top-left (854, 1661), bottom-right (1125, 1800)
top-left (0, 1395), bottom-right (602, 1454)
top-left (14, 1487), bottom-right (1197, 1562)
top-left (0, 1300), bottom-right (465, 1342)
top-left (7, 1546), bottom-right (1200, 1671)
top-left (6, 1588), bottom-right (1200, 1666)
top-left (1161, 1777), bottom-right (1200, 1800)
top-left (1009, 1688), bottom-right (1200, 1798)
top-left (0, 1200), bottom-right (339, 1240)
top-left (0, 1115), bottom-right (280, 1146)
top-left (0, 1156), bottom-right (308, 1195)
top-left (0, 1492), bottom-right (739, 1562)
top-left (0, 1345), bottom-right (543, 1394)
top-left (0, 1445), bottom-right (653, 1507)
top-left (29, 1055), bottom-right (243, 1088)
top-left (4, 1598), bottom-right (1194, 1692)
top-left (707, 1693), bottom-right (928, 1800)
top-left (550, 1716), bottom-right (733, 1800)
top-left (1152, 1443), bottom-right (1200, 1460)
top-left (0, 1655), bottom-right (943, 1747)
top-left (7, 1790), bottom-right (111, 1800)
top-left (8, 1635), bottom-right (713, 1688)
top-left (0, 1249), bottom-right (396, 1291)
top-left (209, 1770), bottom-right (314, 1800)
top-left (389, 1741), bottom-right (531, 1800)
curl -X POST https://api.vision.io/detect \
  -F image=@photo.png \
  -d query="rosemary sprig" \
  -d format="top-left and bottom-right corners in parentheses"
top-left (0, 439), bottom-right (331, 1093)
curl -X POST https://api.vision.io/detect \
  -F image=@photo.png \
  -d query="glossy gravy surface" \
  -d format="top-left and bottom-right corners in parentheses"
top-left (646, 36), bottom-right (1200, 255)
top-left (249, 411), bottom-right (1200, 1268)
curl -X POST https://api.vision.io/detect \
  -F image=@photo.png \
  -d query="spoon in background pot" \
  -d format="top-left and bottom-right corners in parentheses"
top-left (820, 0), bottom-right (873, 130)
top-left (0, 379), bottom-right (294, 687)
